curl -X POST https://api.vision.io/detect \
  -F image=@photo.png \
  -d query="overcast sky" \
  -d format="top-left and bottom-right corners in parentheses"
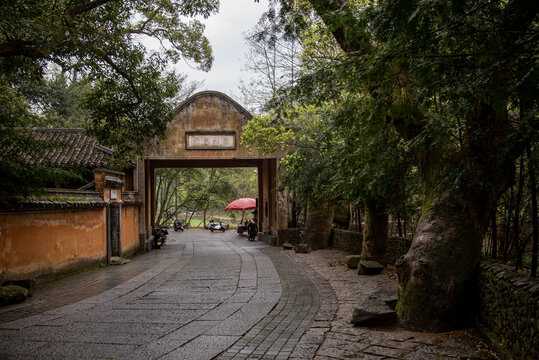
top-left (177, 0), bottom-right (269, 103)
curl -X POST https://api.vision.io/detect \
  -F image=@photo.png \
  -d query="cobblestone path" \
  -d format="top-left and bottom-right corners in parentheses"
top-left (0, 231), bottom-right (499, 360)
top-left (216, 241), bottom-right (320, 360)
top-left (0, 245), bottom-right (167, 323)
top-left (0, 231), bottom-right (321, 360)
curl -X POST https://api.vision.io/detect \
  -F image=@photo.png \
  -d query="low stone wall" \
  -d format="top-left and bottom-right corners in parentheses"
top-left (258, 232), bottom-right (279, 246)
top-left (330, 229), bottom-right (363, 254)
top-left (386, 237), bottom-right (412, 265)
top-left (328, 231), bottom-right (412, 264)
top-left (478, 261), bottom-right (538, 360)
top-left (287, 228), bottom-right (303, 245)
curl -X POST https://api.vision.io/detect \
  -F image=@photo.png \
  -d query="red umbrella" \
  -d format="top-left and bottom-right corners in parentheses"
top-left (225, 198), bottom-right (257, 211)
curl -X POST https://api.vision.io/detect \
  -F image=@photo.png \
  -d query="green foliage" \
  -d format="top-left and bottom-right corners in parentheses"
top-left (242, 2), bottom-right (417, 222)
top-left (154, 167), bottom-right (258, 226)
top-left (265, 0), bottom-right (537, 209)
top-left (23, 69), bottom-right (91, 128)
top-left (241, 114), bottom-right (294, 154)
top-left (0, 0), bottom-right (218, 194)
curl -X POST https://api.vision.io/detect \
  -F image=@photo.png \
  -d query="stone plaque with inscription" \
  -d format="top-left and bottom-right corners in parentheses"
top-left (186, 132), bottom-right (236, 150)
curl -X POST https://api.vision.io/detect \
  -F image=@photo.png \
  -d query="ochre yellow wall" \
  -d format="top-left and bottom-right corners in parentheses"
top-left (0, 208), bottom-right (107, 280)
top-left (121, 205), bottom-right (139, 256)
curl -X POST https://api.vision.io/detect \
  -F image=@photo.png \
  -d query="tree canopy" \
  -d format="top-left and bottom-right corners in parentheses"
top-left (0, 0), bottom-right (218, 195)
top-left (243, 0), bottom-right (538, 331)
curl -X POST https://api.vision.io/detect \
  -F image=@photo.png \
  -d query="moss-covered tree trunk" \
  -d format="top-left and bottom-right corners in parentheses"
top-left (301, 202), bottom-right (334, 250)
top-left (395, 192), bottom-right (486, 331)
top-left (396, 101), bottom-right (518, 331)
top-left (361, 196), bottom-right (388, 264)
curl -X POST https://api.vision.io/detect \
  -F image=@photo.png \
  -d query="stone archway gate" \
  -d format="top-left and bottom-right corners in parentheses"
top-left (135, 91), bottom-right (287, 247)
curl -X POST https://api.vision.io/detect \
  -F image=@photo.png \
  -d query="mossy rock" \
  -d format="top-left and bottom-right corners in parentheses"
top-left (0, 285), bottom-right (28, 306)
top-left (3, 279), bottom-right (35, 297)
top-left (294, 243), bottom-right (311, 253)
top-left (345, 255), bottom-right (362, 269)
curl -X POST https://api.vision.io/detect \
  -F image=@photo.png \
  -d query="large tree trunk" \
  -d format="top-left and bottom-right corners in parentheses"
top-left (361, 196), bottom-right (388, 264)
top-left (396, 101), bottom-right (518, 331)
top-left (395, 192), bottom-right (486, 331)
top-left (301, 202), bottom-right (334, 250)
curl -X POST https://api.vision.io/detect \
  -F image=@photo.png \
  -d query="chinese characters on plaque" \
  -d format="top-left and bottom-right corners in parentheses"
top-left (186, 132), bottom-right (236, 150)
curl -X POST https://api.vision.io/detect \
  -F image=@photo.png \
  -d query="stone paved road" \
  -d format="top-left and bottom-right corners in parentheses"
top-left (0, 230), bottom-right (500, 360)
top-left (0, 230), bottom-right (320, 360)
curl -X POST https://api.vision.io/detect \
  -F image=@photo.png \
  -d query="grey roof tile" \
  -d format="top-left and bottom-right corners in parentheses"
top-left (26, 128), bottom-right (113, 168)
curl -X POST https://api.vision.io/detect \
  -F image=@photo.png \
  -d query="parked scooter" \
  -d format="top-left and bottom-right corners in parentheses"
top-left (209, 219), bottom-right (226, 232)
top-left (152, 227), bottom-right (168, 249)
top-left (173, 219), bottom-right (184, 232)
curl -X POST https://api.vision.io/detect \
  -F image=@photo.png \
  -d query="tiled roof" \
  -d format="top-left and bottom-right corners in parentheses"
top-left (25, 128), bottom-right (113, 168)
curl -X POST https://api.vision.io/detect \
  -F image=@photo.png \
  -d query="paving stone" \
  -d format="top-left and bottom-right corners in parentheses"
top-left (0, 231), bottom-right (499, 360)
top-left (358, 260), bottom-right (384, 275)
top-left (197, 302), bottom-right (245, 321)
top-left (283, 243), bottom-right (294, 250)
top-left (15, 326), bottom-right (150, 345)
top-left (66, 321), bottom-right (178, 335)
top-left (160, 335), bottom-right (240, 360)
top-left (294, 243), bottom-right (311, 253)
top-left (351, 296), bottom-right (397, 326)
top-left (287, 247), bottom-right (498, 360)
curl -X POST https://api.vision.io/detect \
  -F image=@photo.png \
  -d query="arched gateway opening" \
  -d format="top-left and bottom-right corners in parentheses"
top-left (135, 91), bottom-right (286, 246)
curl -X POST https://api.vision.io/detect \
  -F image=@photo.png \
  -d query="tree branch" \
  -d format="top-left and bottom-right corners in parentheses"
top-left (100, 54), bottom-right (142, 105)
top-left (68, 0), bottom-right (117, 17)
top-left (0, 40), bottom-right (50, 58)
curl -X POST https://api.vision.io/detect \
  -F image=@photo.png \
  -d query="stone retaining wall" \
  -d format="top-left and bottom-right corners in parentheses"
top-left (287, 228), bottom-right (303, 245)
top-left (386, 237), bottom-right (412, 265)
top-left (478, 261), bottom-right (538, 360)
top-left (329, 229), bottom-right (363, 254)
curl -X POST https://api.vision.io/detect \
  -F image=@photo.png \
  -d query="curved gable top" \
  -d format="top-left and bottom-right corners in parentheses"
top-left (146, 90), bottom-right (281, 160)
top-left (174, 90), bottom-right (252, 120)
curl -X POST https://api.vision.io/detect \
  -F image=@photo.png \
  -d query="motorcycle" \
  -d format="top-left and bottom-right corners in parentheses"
top-left (209, 219), bottom-right (226, 232)
top-left (152, 227), bottom-right (168, 249)
top-left (173, 220), bottom-right (184, 232)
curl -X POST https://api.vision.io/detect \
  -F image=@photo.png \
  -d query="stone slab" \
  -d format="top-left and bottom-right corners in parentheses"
top-left (294, 244), bottom-right (311, 253)
top-left (351, 297), bottom-right (396, 326)
top-left (358, 260), bottom-right (384, 275)
top-left (345, 255), bottom-right (362, 269)
top-left (283, 243), bottom-right (294, 250)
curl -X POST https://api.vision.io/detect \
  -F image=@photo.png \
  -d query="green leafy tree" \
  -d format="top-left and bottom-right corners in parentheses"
top-left (21, 68), bottom-right (91, 128)
top-left (154, 168), bottom-right (258, 227)
top-left (242, 7), bottom-right (411, 259)
top-left (0, 0), bottom-right (218, 195)
top-left (271, 0), bottom-right (538, 331)
top-left (327, 95), bottom-right (413, 263)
